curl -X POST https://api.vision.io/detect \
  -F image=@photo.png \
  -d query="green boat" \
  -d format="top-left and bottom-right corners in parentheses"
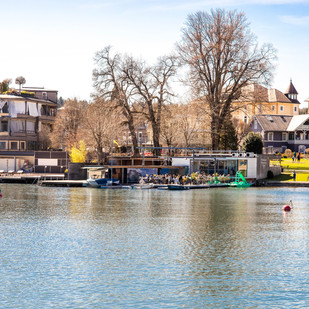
top-left (229, 171), bottom-right (251, 188)
top-left (167, 184), bottom-right (190, 190)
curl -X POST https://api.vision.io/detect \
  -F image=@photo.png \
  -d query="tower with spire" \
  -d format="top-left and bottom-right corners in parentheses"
top-left (284, 79), bottom-right (300, 104)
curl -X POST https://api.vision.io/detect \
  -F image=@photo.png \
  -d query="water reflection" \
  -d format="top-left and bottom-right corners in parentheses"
top-left (0, 184), bottom-right (309, 307)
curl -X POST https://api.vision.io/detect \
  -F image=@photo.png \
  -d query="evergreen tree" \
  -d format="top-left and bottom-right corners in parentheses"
top-left (242, 132), bottom-right (263, 154)
top-left (219, 118), bottom-right (238, 150)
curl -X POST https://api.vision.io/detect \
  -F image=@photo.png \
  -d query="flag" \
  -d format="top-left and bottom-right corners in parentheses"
top-left (113, 140), bottom-right (120, 147)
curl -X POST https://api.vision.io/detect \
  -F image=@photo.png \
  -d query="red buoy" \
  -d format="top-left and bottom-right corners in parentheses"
top-left (283, 205), bottom-right (291, 211)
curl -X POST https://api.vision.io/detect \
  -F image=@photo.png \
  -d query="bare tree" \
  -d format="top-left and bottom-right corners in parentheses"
top-left (122, 55), bottom-right (177, 156)
top-left (50, 98), bottom-right (87, 150)
top-left (160, 104), bottom-right (181, 152)
top-left (84, 99), bottom-right (123, 164)
top-left (38, 124), bottom-right (52, 150)
top-left (177, 9), bottom-right (276, 150)
top-left (15, 76), bottom-right (26, 91)
top-left (176, 103), bottom-right (206, 148)
top-left (93, 46), bottom-right (140, 157)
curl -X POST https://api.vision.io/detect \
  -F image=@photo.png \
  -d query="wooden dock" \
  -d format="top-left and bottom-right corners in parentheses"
top-left (39, 180), bottom-right (88, 187)
top-left (0, 173), bottom-right (65, 184)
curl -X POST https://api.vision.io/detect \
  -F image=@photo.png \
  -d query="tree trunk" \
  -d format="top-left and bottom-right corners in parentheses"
top-left (127, 119), bottom-right (140, 157)
top-left (211, 116), bottom-right (222, 150)
top-left (152, 129), bottom-right (161, 156)
top-left (97, 146), bottom-right (104, 165)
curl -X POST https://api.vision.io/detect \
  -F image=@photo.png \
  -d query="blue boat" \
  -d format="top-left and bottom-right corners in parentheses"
top-left (87, 177), bottom-right (120, 188)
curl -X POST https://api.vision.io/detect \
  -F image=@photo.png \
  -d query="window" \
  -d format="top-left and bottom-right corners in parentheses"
top-left (254, 120), bottom-right (257, 130)
top-left (50, 108), bottom-right (57, 117)
top-left (271, 105), bottom-right (275, 111)
top-left (289, 132), bottom-right (294, 140)
top-left (0, 142), bottom-right (7, 150)
top-left (1, 121), bottom-right (8, 132)
top-left (282, 133), bottom-right (287, 141)
top-left (267, 115), bottom-right (274, 122)
top-left (42, 92), bottom-right (47, 99)
top-left (294, 106), bottom-right (298, 112)
top-left (268, 132), bottom-right (273, 141)
top-left (10, 141), bottom-right (18, 150)
top-left (20, 141), bottom-right (26, 150)
top-left (2, 103), bottom-right (8, 113)
top-left (238, 160), bottom-right (247, 177)
top-left (244, 116), bottom-right (248, 124)
top-left (280, 106), bottom-right (284, 111)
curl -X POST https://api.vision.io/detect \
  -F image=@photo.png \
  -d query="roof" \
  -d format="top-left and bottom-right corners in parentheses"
top-left (0, 94), bottom-right (57, 105)
top-left (22, 87), bottom-right (58, 92)
top-left (268, 89), bottom-right (291, 103)
top-left (235, 83), bottom-right (294, 104)
top-left (255, 115), bottom-right (292, 131)
top-left (285, 80), bottom-right (298, 95)
top-left (286, 114), bottom-right (309, 131)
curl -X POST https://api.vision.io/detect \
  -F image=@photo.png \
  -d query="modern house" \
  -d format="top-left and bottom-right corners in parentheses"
top-left (0, 87), bottom-right (59, 171)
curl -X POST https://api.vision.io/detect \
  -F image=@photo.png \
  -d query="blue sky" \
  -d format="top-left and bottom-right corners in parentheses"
top-left (1, 0), bottom-right (308, 106)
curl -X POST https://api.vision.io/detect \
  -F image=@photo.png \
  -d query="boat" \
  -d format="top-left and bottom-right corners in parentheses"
top-left (167, 184), bottom-right (190, 190)
top-left (229, 171), bottom-right (251, 188)
top-left (132, 183), bottom-right (154, 189)
top-left (87, 177), bottom-right (120, 188)
top-left (100, 185), bottom-right (131, 189)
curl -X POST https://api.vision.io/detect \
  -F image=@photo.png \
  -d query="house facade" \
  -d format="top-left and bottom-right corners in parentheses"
top-left (232, 80), bottom-right (300, 126)
top-left (252, 114), bottom-right (309, 153)
top-left (0, 88), bottom-right (58, 171)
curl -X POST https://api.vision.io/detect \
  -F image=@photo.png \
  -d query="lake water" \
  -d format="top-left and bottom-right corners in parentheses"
top-left (0, 184), bottom-right (309, 308)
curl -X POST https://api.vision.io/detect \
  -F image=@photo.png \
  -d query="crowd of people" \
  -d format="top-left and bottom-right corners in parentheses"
top-left (139, 172), bottom-right (231, 185)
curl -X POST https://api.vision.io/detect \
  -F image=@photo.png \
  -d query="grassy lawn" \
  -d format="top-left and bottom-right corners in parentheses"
top-left (270, 172), bottom-right (309, 182)
top-left (276, 158), bottom-right (309, 170)
top-left (267, 157), bottom-right (309, 182)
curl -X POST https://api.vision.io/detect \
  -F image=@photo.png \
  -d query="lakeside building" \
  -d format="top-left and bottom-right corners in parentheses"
top-left (232, 80), bottom-right (300, 125)
top-left (232, 79), bottom-right (309, 153)
top-left (252, 114), bottom-right (309, 153)
top-left (84, 150), bottom-right (277, 184)
top-left (0, 87), bottom-right (59, 171)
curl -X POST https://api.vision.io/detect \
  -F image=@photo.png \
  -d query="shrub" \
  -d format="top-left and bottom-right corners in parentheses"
top-left (242, 132), bottom-right (263, 154)
top-left (267, 170), bottom-right (274, 179)
top-left (284, 149), bottom-right (292, 158)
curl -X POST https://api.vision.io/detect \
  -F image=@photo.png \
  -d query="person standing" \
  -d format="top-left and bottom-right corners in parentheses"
top-left (293, 170), bottom-right (296, 181)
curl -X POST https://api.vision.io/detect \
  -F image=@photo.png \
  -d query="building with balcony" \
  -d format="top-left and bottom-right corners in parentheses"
top-left (0, 88), bottom-right (58, 171)
top-left (251, 114), bottom-right (309, 153)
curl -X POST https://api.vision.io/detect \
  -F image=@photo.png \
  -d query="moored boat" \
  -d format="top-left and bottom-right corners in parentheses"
top-left (167, 184), bottom-right (190, 190)
top-left (87, 178), bottom-right (120, 188)
top-left (132, 183), bottom-right (154, 189)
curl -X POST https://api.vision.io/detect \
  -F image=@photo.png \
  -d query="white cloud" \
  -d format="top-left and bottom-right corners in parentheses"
top-left (78, 0), bottom-right (308, 12)
top-left (280, 15), bottom-right (309, 26)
